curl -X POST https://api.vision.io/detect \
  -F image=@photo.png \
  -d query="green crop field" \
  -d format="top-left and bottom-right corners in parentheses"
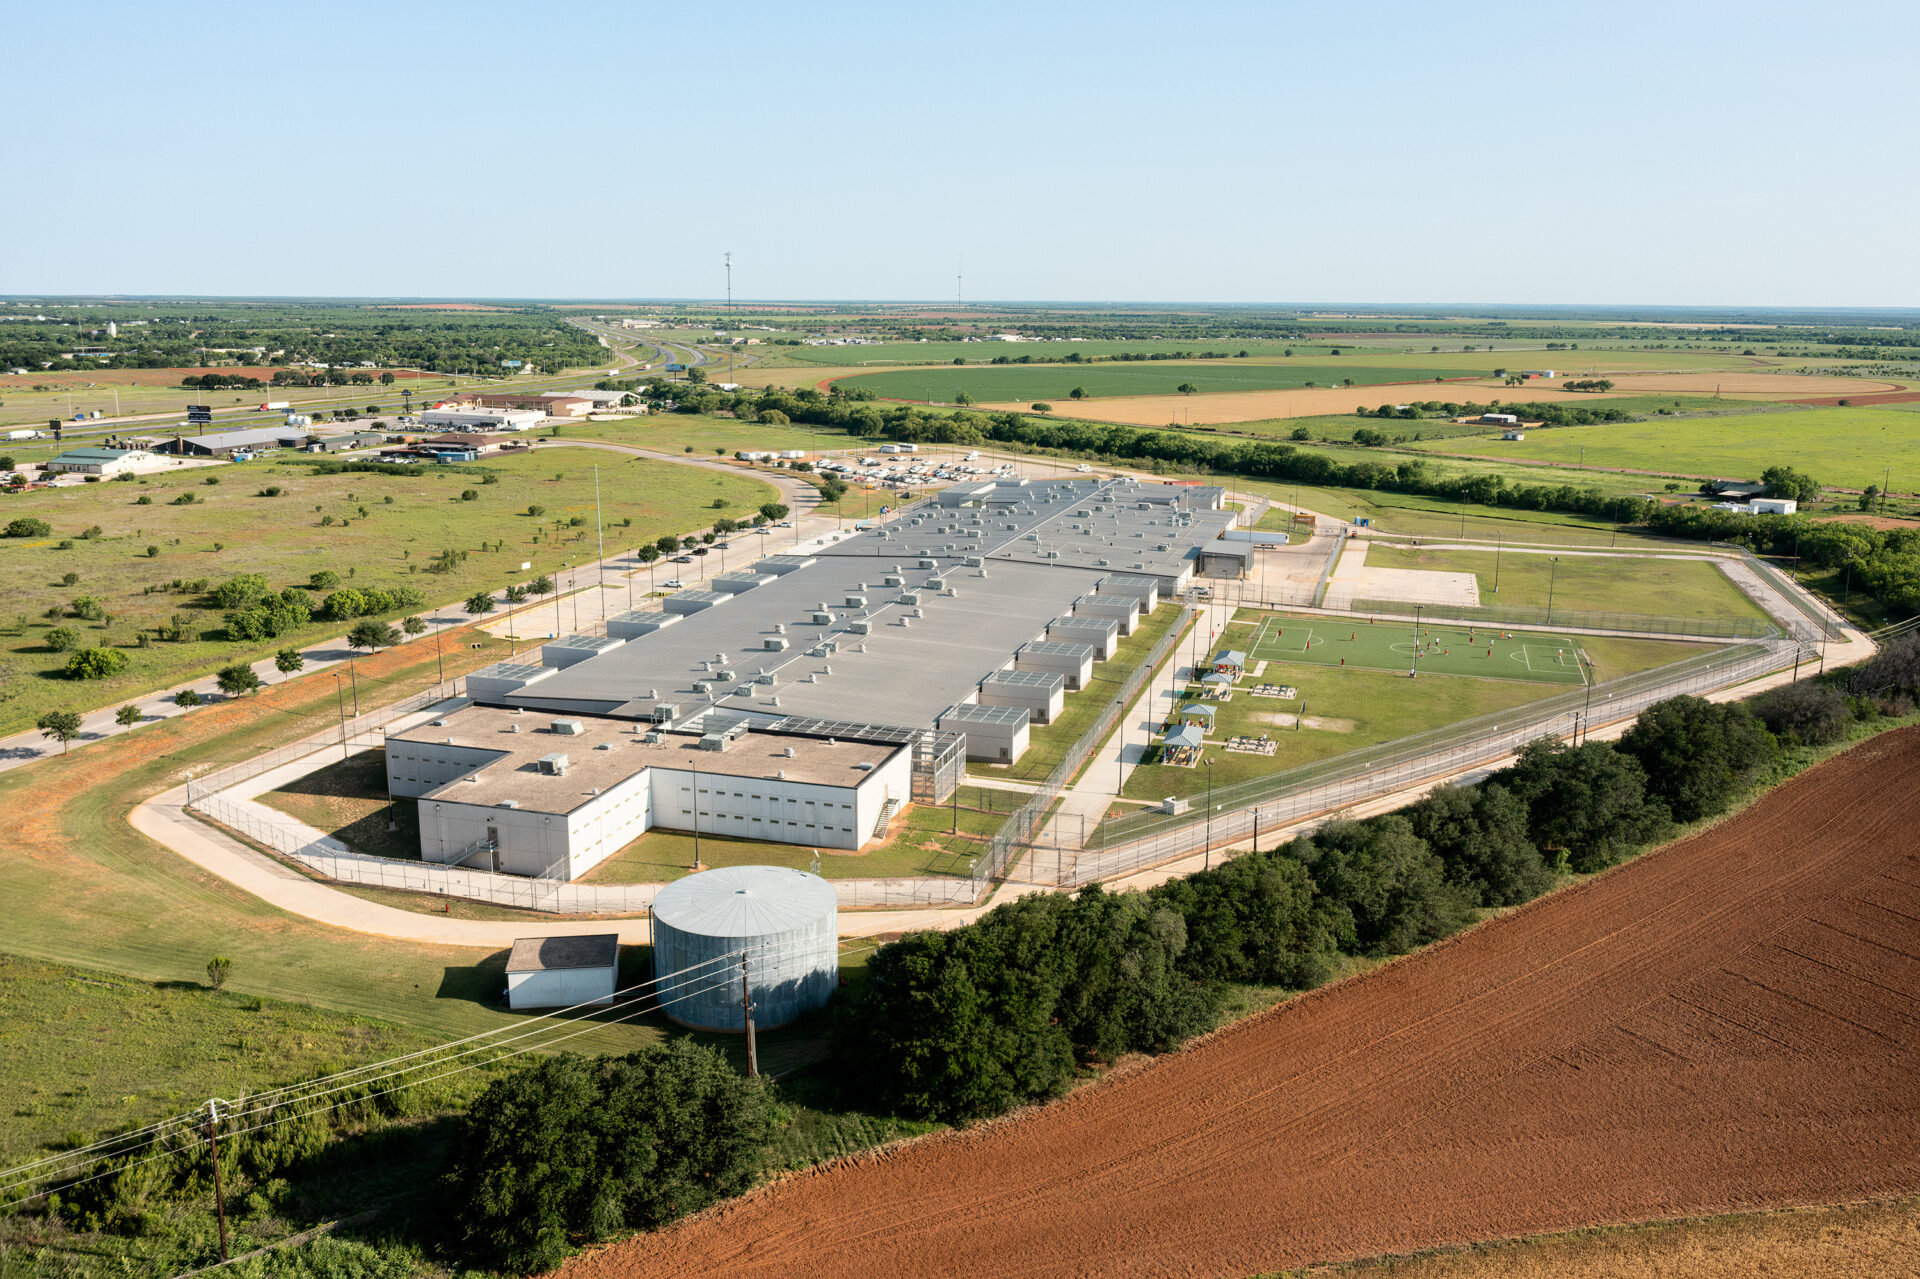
top-left (1410, 405), bottom-right (1920, 491)
top-left (838, 362), bottom-right (1491, 404)
top-left (0, 447), bottom-right (775, 735)
top-left (1363, 545), bottom-right (1772, 620)
top-left (1244, 612), bottom-right (1593, 685)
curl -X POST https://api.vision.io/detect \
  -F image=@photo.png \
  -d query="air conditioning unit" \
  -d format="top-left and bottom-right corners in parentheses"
top-left (537, 753), bottom-right (568, 775)
top-left (551, 719), bottom-right (585, 736)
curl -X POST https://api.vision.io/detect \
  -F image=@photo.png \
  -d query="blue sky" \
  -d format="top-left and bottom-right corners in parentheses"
top-left (6, 0), bottom-right (1916, 305)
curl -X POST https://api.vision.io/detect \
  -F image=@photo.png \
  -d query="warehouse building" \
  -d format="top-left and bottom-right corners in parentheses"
top-left (43, 446), bottom-right (164, 477)
top-left (157, 427), bottom-right (310, 457)
top-left (417, 406), bottom-right (545, 432)
top-left (389, 477), bottom-right (1237, 877)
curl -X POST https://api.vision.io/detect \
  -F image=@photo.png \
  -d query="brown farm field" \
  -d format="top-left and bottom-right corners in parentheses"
top-left (564, 727), bottom-right (1920, 1279)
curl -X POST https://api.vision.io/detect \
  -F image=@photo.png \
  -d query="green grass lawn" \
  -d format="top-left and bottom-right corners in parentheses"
top-left (1121, 608), bottom-right (1715, 802)
top-left (1410, 405), bottom-right (1920, 491)
top-left (1242, 612), bottom-right (1592, 685)
top-left (0, 448), bottom-right (775, 736)
top-left (840, 362), bottom-right (1493, 404)
top-left (1363, 545), bottom-right (1770, 621)
top-left (561, 413), bottom-right (853, 457)
top-left (1231, 477), bottom-right (1695, 548)
top-left (974, 602), bottom-right (1192, 783)
top-left (259, 748), bottom-right (419, 861)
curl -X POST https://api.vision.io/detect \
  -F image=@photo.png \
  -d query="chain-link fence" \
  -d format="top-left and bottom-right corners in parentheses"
top-left (184, 685), bottom-right (462, 803)
top-left (1341, 600), bottom-right (1776, 639)
top-left (970, 605), bottom-right (1196, 895)
top-left (1712, 542), bottom-right (1847, 641)
top-left (1069, 635), bottom-right (1807, 885)
top-left (190, 790), bottom-right (975, 914)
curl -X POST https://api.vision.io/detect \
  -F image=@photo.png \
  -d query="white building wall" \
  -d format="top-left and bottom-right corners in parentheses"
top-left (649, 747), bottom-right (905, 852)
top-left (386, 742), bottom-right (507, 799)
top-left (506, 966), bottom-right (615, 1010)
top-left (564, 766), bottom-right (654, 877)
top-left (421, 799), bottom-right (571, 875)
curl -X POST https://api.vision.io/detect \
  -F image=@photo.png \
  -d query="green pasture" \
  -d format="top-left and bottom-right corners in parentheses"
top-left (1232, 478), bottom-right (1694, 548)
top-left (1243, 612), bottom-right (1592, 685)
top-left (560, 413), bottom-right (853, 457)
top-left (0, 448), bottom-right (774, 736)
top-left (1362, 545), bottom-right (1771, 621)
top-left (839, 362), bottom-right (1491, 404)
top-left (1411, 406), bottom-right (1920, 492)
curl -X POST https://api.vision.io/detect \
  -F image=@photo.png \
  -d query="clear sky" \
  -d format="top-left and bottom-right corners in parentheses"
top-left (7, 0), bottom-right (1917, 306)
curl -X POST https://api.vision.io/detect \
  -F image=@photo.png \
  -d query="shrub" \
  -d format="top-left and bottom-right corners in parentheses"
top-left (527, 504), bottom-right (546, 517)
top-left (460, 489), bottom-right (478, 501)
top-left (65, 647), bottom-right (130, 680)
top-left (1404, 782), bottom-right (1550, 907)
top-left (464, 591), bottom-right (496, 615)
top-left (209, 574), bottom-right (273, 610)
top-left (1751, 680), bottom-right (1851, 745)
top-left (135, 494), bottom-right (153, 505)
top-left (205, 956), bottom-right (231, 990)
top-left (308, 570), bottom-right (342, 591)
top-left (60, 571), bottom-right (79, 586)
top-left (44, 626), bottom-right (82, 653)
top-left (145, 545), bottom-right (159, 558)
top-left (5, 517), bottom-right (52, 538)
top-left (446, 1044), bottom-right (770, 1273)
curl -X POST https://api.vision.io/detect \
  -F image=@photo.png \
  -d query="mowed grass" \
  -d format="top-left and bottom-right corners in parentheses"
top-left (1410, 405), bottom-right (1920, 492)
top-left (976, 601), bottom-right (1193, 783)
top-left (260, 748), bottom-right (420, 862)
top-left (1244, 613), bottom-right (1592, 685)
top-left (0, 448), bottom-right (775, 736)
top-left (1232, 478), bottom-right (1700, 549)
top-left (562, 413), bottom-right (854, 457)
top-left (1363, 545), bottom-right (1770, 621)
top-left (841, 363), bottom-right (1491, 403)
top-left (1120, 609), bottom-right (1714, 802)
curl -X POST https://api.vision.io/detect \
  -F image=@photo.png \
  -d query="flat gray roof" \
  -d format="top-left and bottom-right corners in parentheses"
top-left (507, 934), bottom-right (619, 973)
top-left (941, 702), bottom-right (1030, 725)
top-left (492, 478), bottom-right (1219, 735)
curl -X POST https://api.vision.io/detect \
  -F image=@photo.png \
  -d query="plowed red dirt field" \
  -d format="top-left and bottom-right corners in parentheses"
top-left (564, 729), bottom-right (1920, 1279)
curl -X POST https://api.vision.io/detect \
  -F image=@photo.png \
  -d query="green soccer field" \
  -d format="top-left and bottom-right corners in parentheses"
top-left (1243, 612), bottom-right (1592, 686)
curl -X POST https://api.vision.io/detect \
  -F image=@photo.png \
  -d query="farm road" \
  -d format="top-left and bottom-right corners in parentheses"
top-left (561, 728), bottom-right (1920, 1279)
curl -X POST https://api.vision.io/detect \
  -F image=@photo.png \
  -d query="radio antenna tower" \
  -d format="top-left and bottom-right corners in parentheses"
top-left (724, 252), bottom-right (733, 311)
top-left (956, 254), bottom-right (963, 306)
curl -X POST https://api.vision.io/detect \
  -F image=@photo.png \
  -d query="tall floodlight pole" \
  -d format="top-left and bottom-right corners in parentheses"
top-left (594, 466), bottom-right (607, 622)
top-left (1546, 556), bottom-right (1561, 625)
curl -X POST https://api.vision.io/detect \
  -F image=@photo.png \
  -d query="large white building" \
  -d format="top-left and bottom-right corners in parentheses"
top-left (417, 406), bottom-right (546, 432)
top-left (386, 707), bottom-right (911, 879)
top-left (42, 447), bottom-right (164, 477)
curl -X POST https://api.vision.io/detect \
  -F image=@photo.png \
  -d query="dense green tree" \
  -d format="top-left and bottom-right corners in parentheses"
top-left (1405, 782), bottom-right (1550, 906)
top-left (274, 647), bottom-right (305, 678)
top-left (1751, 680), bottom-right (1851, 745)
top-left (349, 618), bottom-right (402, 650)
top-left (1289, 817), bottom-right (1474, 956)
top-left (114, 704), bottom-right (142, 728)
top-left (37, 710), bottom-right (83, 753)
top-left (65, 647), bottom-right (130, 680)
top-left (1617, 695), bottom-right (1776, 823)
top-left (758, 502), bottom-right (789, 523)
top-left (1497, 740), bottom-right (1670, 873)
top-left (44, 626), bottom-right (81, 653)
top-left (216, 663), bottom-right (262, 697)
top-left (5, 517), bottom-right (52, 537)
top-left (1148, 851), bottom-right (1335, 987)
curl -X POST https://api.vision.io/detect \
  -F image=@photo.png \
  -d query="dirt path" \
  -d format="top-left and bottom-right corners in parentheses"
top-left (562, 728), bottom-right (1920, 1279)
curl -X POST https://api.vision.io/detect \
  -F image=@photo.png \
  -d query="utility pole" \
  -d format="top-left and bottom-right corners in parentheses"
top-left (725, 252), bottom-right (733, 312)
top-left (206, 1100), bottom-right (230, 1263)
top-left (1546, 556), bottom-right (1560, 625)
top-left (741, 953), bottom-right (758, 1078)
top-left (1493, 530), bottom-right (1503, 594)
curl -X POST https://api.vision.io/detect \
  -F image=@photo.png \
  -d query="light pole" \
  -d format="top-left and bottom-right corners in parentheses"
top-left (1493, 530), bottom-right (1502, 595)
top-left (1115, 695), bottom-right (1126, 799)
top-left (691, 757), bottom-right (703, 870)
top-left (331, 673), bottom-right (348, 761)
top-left (1545, 556), bottom-right (1560, 625)
top-left (346, 650), bottom-right (360, 716)
top-left (1203, 758), bottom-right (1215, 871)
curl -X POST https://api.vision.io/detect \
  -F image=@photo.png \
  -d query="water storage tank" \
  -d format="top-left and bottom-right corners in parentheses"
top-left (651, 865), bottom-right (838, 1032)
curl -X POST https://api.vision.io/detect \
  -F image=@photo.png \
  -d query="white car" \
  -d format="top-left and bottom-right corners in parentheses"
top-left (1076, 464), bottom-right (1092, 473)
top-left (663, 579), bottom-right (685, 589)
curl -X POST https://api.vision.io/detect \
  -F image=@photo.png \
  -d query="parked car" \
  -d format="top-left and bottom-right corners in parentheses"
top-left (663, 579), bottom-right (685, 589)
top-left (692, 546), bottom-right (710, 556)
top-left (672, 554), bottom-right (693, 563)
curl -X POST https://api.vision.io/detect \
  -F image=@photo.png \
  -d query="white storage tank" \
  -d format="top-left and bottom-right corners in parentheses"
top-left (651, 865), bottom-right (839, 1032)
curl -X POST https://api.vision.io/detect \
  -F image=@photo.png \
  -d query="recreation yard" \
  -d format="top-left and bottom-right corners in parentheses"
top-left (0, 447), bottom-right (775, 736)
top-left (1119, 609), bottom-right (1716, 801)
top-left (1360, 545), bottom-right (1773, 622)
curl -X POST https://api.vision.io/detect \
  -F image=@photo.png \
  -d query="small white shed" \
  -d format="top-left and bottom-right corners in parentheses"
top-left (504, 934), bottom-right (620, 1010)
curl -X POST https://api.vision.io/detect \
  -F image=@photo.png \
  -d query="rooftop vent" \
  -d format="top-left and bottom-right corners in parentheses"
top-left (430, 718), bottom-right (448, 727)
top-left (497, 800), bottom-right (520, 809)
top-left (784, 746), bottom-right (796, 758)
top-left (537, 753), bottom-right (568, 775)
top-left (552, 719), bottom-right (585, 736)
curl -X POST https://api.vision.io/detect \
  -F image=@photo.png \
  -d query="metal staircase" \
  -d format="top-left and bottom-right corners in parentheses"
top-left (871, 795), bottom-right (901, 839)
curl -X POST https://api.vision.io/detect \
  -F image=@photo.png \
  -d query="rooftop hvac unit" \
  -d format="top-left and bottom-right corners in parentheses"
top-left (965, 556), bottom-right (982, 568)
top-left (653, 702), bottom-right (679, 723)
top-left (812, 611), bottom-right (836, 625)
top-left (845, 594), bottom-right (867, 608)
top-left (537, 753), bottom-right (568, 775)
top-left (595, 742), bottom-right (614, 751)
top-left (735, 685), bottom-right (754, 696)
top-left (1096, 558), bottom-right (1110, 567)
top-left (899, 591), bottom-right (921, 605)
top-left (756, 673), bottom-right (776, 685)
top-left (765, 636), bottom-right (789, 651)
top-left (849, 620), bottom-right (871, 635)
top-left (693, 681), bottom-right (712, 694)
top-left (642, 730), bottom-right (663, 744)
top-left (927, 576), bottom-right (946, 589)
top-left (699, 733), bottom-right (732, 752)
top-left (883, 574), bottom-right (903, 586)
top-left (918, 558), bottom-right (936, 569)
top-left (552, 719), bottom-right (585, 736)
top-left (776, 769), bottom-right (786, 780)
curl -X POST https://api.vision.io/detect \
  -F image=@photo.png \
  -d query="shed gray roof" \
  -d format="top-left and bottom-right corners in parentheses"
top-left (651, 865), bottom-right (837, 939)
top-left (506, 933), bottom-right (619, 973)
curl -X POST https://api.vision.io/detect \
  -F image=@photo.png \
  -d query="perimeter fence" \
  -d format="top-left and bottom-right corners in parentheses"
top-left (970, 604), bottom-right (1196, 896)
top-left (183, 685), bottom-right (463, 803)
top-left (1069, 634), bottom-right (1807, 885)
top-left (188, 790), bottom-right (972, 914)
